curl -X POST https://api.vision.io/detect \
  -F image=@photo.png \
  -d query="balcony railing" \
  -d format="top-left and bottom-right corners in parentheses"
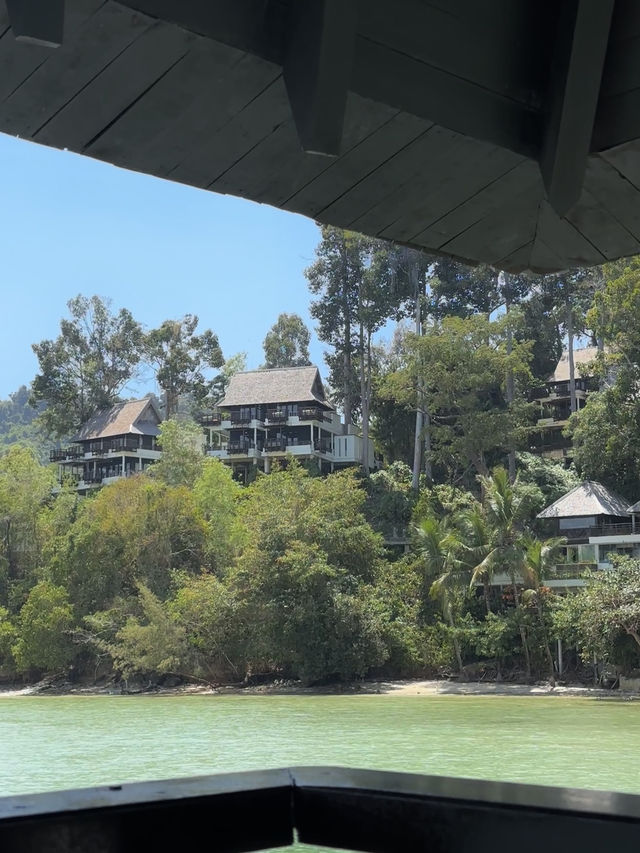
top-left (300, 407), bottom-right (329, 421)
top-left (562, 524), bottom-right (636, 540)
top-left (314, 438), bottom-right (332, 453)
top-left (227, 441), bottom-right (253, 454)
top-left (200, 412), bottom-right (222, 427)
top-left (50, 447), bottom-right (83, 462)
top-left (264, 438), bottom-right (288, 452)
top-left (550, 562), bottom-right (597, 579)
top-left (3, 766), bottom-right (639, 853)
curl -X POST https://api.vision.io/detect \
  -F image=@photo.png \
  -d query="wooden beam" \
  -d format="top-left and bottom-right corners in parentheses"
top-left (5, 0), bottom-right (64, 47)
top-left (539, 0), bottom-right (614, 217)
top-left (283, 0), bottom-right (356, 157)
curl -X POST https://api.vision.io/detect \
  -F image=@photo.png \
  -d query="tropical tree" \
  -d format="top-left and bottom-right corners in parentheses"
top-left (150, 418), bottom-right (204, 489)
top-left (262, 313), bottom-right (311, 368)
top-left (414, 515), bottom-right (465, 672)
top-left (521, 537), bottom-right (564, 685)
top-left (31, 295), bottom-right (143, 435)
top-left (471, 467), bottom-right (532, 677)
top-left (383, 314), bottom-right (532, 482)
top-left (144, 315), bottom-right (224, 417)
top-left (12, 581), bottom-right (75, 673)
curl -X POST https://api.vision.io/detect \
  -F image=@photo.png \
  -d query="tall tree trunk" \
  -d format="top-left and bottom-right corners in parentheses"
top-left (538, 599), bottom-right (556, 686)
top-left (510, 571), bottom-right (531, 679)
top-left (423, 409), bottom-right (432, 482)
top-left (411, 258), bottom-right (424, 491)
top-left (567, 301), bottom-right (577, 414)
top-left (360, 324), bottom-right (372, 472)
top-left (447, 607), bottom-right (464, 674)
top-left (342, 242), bottom-right (353, 434)
top-left (504, 280), bottom-right (516, 483)
top-left (483, 583), bottom-right (492, 614)
top-left (165, 388), bottom-right (179, 418)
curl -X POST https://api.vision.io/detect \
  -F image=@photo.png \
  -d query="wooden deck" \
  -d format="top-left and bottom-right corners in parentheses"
top-left (1, 0), bottom-right (640, 272)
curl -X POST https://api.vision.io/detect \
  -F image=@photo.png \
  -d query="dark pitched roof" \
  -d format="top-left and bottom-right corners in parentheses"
top-left (219, 366), bottom-right (333, 409)
top-left (537, 481), bottom-right (631, 520)
top-left (73, 398), bottom-right (162, 441)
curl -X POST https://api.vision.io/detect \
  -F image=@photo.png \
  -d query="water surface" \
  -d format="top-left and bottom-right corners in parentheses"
top-left (1, 693), bottom-right (637, 797)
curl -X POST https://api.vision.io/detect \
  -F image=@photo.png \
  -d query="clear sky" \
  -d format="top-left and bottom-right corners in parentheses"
top-left (0, 131), bottom-right (330, 399)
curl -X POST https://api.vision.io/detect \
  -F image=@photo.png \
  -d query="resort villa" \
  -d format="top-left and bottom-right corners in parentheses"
top-left (530, 347), bottom-right (599, 462)
top-left (50, 398), bottom-right (163, 493)
top-left (536, 481), bottom-right (640, 587)
top-left (202, 366), bottom-right (377, 482)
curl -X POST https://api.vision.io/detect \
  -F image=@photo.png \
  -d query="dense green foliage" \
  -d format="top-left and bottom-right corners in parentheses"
top-left (262, 313), bottom-right (311, 368)
top-left (6, 231), bottom-right (640, 689)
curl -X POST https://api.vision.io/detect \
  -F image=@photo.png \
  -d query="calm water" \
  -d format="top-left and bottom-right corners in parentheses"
top-left (1, 694), bottom-right (639, 852)
top-left (1, 693), bottom-right (639, 796)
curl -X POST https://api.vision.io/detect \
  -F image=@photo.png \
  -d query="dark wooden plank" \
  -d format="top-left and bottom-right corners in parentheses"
top-left (317, 123), bottom-right (449, 227)
top-left (103, 50), bottom-right (279, 179)
top-left (539, 0), bottom-right (614, 216)
top-left (495, 241), bottom-right (534, 273)
top-left (282, 110), bottom-right (424, 217)
top-left (599, 35), bottom-right (640, 97)
top-left (0, 0), bottom-right (103, 104)
top-left (212, 93), bottom-right (397, 207)
top-left (439, 188), bottom-right (539, 266)
top-left (412, 159), bottom-right (540, 248)
top-left (5, 0), bottom-right (64, 47)
top-left (348, 129), bottom-right (481, 235)
top-left (592, 88), bottom-right (640, 151)
top-left (122, 0), bottom-right (282, 62)
top-left (35, 20), bottom-right (197, 150)
top-left (534, 201), bottom-right (606, 267)
top-left (283, 0), bottom-right (356, 156)
top-left (352, 34), bottom-right (541, 160)
top-left (584, 155), bottom-right (640, 240)
top-left (169, 75), bottom-right (291, 190)
top-left (599, 140), bottom-right (640, 189)
top-left (566, 187), bottom-right (640, 259)
top-left (0, 3), bottom-right (151, 138)
top-left (88, 38), bottom-right (247, 169)
top-left (608, 0), bottom-right (640, 43)
top-left (381, 145), bottom-right (523, 242)
top-left (359, 0), bottom-right (550, 105)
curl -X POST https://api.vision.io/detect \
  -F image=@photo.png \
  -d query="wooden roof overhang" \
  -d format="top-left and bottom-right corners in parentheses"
top-left (2, 0), bottom-right (640, 272)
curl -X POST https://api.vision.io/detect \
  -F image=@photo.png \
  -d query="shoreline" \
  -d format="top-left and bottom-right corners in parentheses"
top-left (0, 678), bottom-right (632, 700)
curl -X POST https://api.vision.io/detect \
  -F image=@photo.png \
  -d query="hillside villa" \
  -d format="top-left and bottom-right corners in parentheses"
top-left (529, 346), bottom-right (599, 462)
top-left (50, 397), bottom-right (163, 492)
top-left (202, 366), bottom-right (377, 482)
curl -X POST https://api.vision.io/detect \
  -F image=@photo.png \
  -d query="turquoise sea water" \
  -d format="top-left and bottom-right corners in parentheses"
top-left (1, 694), bottom-right (638, 850)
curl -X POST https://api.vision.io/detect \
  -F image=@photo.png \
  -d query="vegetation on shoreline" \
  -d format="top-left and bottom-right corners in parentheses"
top-left (3, 234), bottom-right (640, 687)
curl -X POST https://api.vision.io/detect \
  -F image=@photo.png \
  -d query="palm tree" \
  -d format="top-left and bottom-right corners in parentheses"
top-left (522, 537), bottom-right (564, 686)
top-left (414, 516), bottom-right (466, 673)
top-left (471, 467), bottom-right (532, 678)
top-left (457, 505), bottom-right (493, 613)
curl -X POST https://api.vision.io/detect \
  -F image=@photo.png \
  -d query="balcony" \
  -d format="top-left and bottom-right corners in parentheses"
top-left (265, 409), bottom-right (287, 423)
top-left (300, 407), bottom-right (330, 421)
top-left (549, 562), bottom-right (597, 579)
top-left (49, 447), bottom-right (83, 462)
top-left (264, 438), bottom-right (288, 452)
top-left (200, 412), bottom-right (222, 427)
top-left (227, 441), bottom-right (252, 455)
top-left (2, 766), bottom-right (638, 853)
top-left (314, 438), bottom-right (333, 454)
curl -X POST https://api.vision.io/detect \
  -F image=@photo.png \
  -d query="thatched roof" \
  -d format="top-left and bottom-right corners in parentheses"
top-left (537, 481), bottom-right (630, 520)
top-left (549, 347), bottom-right (598, 383)
top-left (628, 501), bottom-right (640, 514)
top-left (74, 398), bottom-right (162, 441)
top-left (219, 367), bottom-right (333, 409)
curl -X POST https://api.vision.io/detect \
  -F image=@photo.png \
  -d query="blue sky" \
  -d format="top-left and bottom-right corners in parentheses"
top-left (0, 132), bottom-right (332, 399)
